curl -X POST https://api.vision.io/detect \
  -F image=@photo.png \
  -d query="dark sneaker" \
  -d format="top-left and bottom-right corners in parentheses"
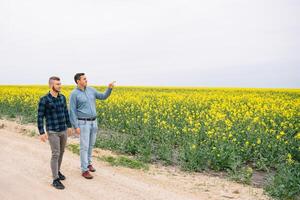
top-left (88, 164), bottom-right (96, 172)
top-left (82, 171), bottom-right (93, 179)
top-left (58, 171), bottom-right (66, 180)
top-left (52, 178), bottom-right (65, 190)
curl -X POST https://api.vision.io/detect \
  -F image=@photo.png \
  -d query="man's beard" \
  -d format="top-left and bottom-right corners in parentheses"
top-left (52, 86), bottom-right (60, 93)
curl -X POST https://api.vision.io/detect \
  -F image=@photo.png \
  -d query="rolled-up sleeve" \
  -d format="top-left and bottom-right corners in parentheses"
top-left (69, 92), bottom-right (79, 128)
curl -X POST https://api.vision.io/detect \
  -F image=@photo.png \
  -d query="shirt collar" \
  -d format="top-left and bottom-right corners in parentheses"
top-left (48, 91), bottom-right (61, 99)
top-left (76, 86), bottom-right (86, 91)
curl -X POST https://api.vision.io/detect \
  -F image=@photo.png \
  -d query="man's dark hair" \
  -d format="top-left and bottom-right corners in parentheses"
top-left (48, 76), bottom-right (60, 85)
top-left (74, 73), bottom-right (85, 84)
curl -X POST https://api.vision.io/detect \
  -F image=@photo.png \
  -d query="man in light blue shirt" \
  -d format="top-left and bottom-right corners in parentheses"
top-left (69, 73), bottom-right (115, 179)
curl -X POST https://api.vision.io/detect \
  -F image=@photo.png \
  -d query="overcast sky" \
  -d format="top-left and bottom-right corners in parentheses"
top-left (0, 0), bottom-right (299, 88)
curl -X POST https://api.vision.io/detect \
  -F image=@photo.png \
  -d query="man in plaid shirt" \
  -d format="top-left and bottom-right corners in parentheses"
top-left (37, 76), bottom-right (72, 190)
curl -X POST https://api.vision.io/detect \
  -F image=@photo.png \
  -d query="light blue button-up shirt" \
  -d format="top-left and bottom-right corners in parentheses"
top-left (69, 86), bottom-right (112, 128)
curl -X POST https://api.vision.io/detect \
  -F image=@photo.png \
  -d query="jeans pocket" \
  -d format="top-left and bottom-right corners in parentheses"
top-left (92, 121), bottom-right (98, 131)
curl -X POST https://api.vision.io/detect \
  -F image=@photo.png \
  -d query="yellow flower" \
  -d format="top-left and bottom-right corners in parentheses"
top-left (276, 135), bottom-right (281, 140)
top-left (246, 167), bottom-right (253, 174)
top-left (257, 138), bottom-right (261, 145)
top-left (295, 132), bottom-right (300, 140)
top-left (253, 117), bottom-right (259, 123)
top-left (287, 153), bottom-right (294, 164)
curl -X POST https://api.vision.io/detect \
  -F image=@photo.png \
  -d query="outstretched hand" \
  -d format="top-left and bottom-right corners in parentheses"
top-left (108, 81), bottom-right (116, 89)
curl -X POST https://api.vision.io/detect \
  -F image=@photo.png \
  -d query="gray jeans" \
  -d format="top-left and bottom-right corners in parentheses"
top-left (48, 130), bottom-right (67, 180)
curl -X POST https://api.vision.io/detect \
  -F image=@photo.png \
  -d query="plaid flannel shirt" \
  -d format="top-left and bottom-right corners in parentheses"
top-left (37, 92), bottom-right (71, 135)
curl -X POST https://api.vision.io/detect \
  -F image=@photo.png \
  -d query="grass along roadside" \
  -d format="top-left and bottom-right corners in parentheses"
top-left (98, 155), bottom-right (149, 170)
top-left (67, 143), bottom-right (149, 170)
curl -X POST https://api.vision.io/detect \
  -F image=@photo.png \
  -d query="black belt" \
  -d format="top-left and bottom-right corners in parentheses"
top-left (78, 117), bottom-right (96, 121)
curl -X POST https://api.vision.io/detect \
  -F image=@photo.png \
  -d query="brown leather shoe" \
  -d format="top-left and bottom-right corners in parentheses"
top-left (88, 164), bottom-right (96, 172)
top-left (82, 171), bottom-right (93, 179)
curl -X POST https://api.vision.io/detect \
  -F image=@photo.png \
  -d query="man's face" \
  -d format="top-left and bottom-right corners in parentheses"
top-left (50, 80), bottom-right (62, 92)
top-left (77, 75), bottom-right (88, 87)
